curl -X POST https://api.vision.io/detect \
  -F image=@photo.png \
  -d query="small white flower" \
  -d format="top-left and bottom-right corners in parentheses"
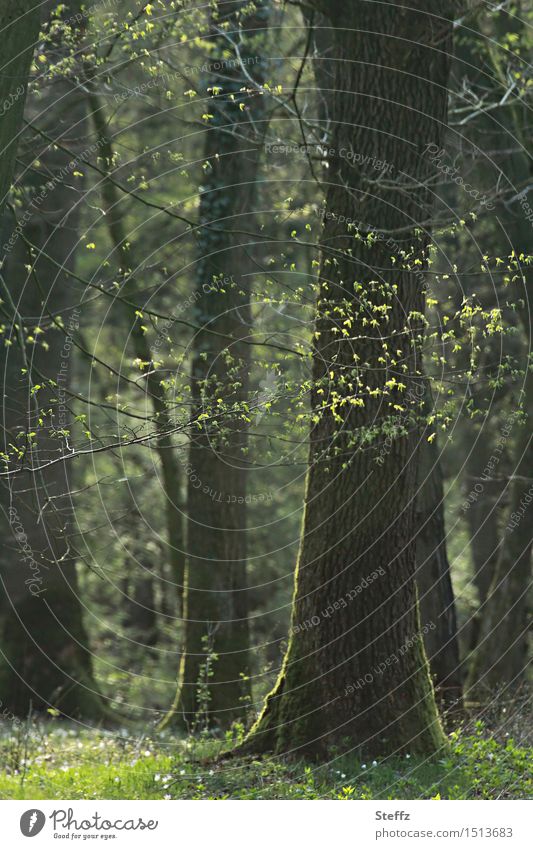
top-left (154, 774), bottom-right (161, 782)
top-left (372, 760), bottom-right (377, 767)
top-left (341, 773), bottom-right (346, 778)
top-left (361, 764), bottom-right (367, 769)
top-left (164, 794), bottom-right (171, 800)
top-left (405, 754), bottom-right (411, 759)
top-left (179, 769), bottom-right (185, 775)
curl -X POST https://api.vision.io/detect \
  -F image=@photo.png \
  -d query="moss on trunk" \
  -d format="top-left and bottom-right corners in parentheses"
top-left (244, 0), bottom-right (459, 759)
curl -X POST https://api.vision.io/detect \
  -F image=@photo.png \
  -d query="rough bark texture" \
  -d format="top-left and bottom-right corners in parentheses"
top-left (164, 0), bottom-right (270, 729)
top-left (0, 3), bottom-right (105, 717)
top-left (306, 6), bottom-right (463, 717)
top-left (244, 2), bottom-right (459, 759)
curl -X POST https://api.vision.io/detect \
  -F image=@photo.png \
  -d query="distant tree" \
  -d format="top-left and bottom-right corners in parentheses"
top-left (415, 414), bottom-right (463, 716)
top-left (85, 82), bottom-right (186, 617)
top-left (163, 0), bottom-right (271, 729)
top-left (447, 4), bottom-right (532, 698)
top-left (466, 359), bottom-right (532, 697)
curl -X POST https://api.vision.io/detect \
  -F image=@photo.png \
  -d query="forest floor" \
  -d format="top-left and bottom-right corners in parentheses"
top-left (0, 716), bottom-right (531, 800)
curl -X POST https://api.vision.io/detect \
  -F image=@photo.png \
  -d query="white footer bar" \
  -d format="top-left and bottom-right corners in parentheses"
top-left (3, 799), bottom-right (531, 848)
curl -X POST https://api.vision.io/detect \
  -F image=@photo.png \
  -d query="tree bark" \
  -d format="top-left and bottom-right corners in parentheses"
top-left (463, 424), bottom-right (505, 607)
top-left (457, 4), bottom-right (532, 699)
top-left (306, 6), bottom-right (463, 715)
top-left (466, 335), bottom-right (532, 698)
top-left (162, 0), bottom-right (271, 729)
top-left (415, 420), bottom-right (463, 716)
top-left (0, 3), bottom-right (106, 717)
top-left (244, 1), bottom-right (459, 759)
top-left (0, 2), bottom-right (40, 209)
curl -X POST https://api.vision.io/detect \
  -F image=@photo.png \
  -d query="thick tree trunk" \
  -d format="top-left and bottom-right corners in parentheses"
top-left (306, 8), bottom-right (463, 714)
top-left (244, 2), bottom-right (459, 759)
top-left (163, 0), bottom-right (270, 729)
top-left (0, 4), bottom-right (105, 717)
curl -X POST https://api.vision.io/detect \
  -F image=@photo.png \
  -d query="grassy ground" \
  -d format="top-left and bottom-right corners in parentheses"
top-left (0, 718), bottom-right (530, 800)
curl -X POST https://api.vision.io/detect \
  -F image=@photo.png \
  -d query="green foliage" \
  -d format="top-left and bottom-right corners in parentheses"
top-left (0, 0), bottom-right (531, 793)
top-left (0, 720), bottom-right (530, 800)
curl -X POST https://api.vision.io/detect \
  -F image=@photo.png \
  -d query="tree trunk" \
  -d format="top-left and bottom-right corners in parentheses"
top-left (0, 3), bottom-right (105, 717)
top-left (463, 423), bottom-right (505, 607)
top-left (459, 4), bottom-right (532, 698)
top-left (124, 568), bottom-right (159, 649)
top-left (415, 420), bottom-right (463, 716)
top-left (163, 0), bottom-right (270, 730)
top-left (244, 1), bottom-right (459, 759)
top-left (306, 7), bottom-right (463, 715)
top-left (0, 1), bottom-right (40, 209)
top-left (86, 84), bottom-right (186, 613)
top-left (466, 340), bottom-right (532, 699)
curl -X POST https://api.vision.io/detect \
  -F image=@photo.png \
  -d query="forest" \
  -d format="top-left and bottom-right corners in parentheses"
top-left (0, 0), bottom-right (531, 803)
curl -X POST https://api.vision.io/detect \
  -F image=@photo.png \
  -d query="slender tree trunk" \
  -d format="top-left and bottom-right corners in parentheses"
top-left (132, 570), bottom-right (159, 647)
top-left (466, 334), bottom-right (532, 699)
top-left (244, 1), bottom-right (459, 759)
top-left (415, 419), bottom-right (463, 716)
top-left (118, 504), bottom-right (160, 648)
top-left (123, 565), bottom-right (159, 648)
top-left (0, 3), bottom-right (106, 717)
top-left (163, 0), bottom-right (270, 729)
top-left (463, 424), bottom-right (505, 607)
top-left (86, 84), bottom-right (186, 611)
top-left (460, 420), bottom-right (507, 657)
top-left (460, 5), bottom-right (532, 698)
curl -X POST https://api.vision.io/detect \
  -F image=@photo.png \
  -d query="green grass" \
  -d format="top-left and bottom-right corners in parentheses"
top-left (0, 720), bottom-right (530, 800)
